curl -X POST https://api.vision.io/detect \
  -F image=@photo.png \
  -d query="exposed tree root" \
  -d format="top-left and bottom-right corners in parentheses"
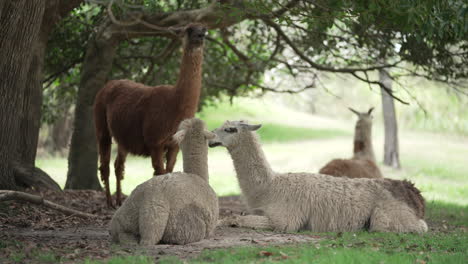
top-left (13, 162), bottom-right (62, 192)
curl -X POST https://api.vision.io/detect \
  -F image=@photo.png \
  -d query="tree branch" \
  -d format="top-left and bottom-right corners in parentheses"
top-left (262, 18), bottom-right (400, 73)
top-left (349, 72), bottom-right (409, 104)
top-left (0, 191), bottom-right (97, 218)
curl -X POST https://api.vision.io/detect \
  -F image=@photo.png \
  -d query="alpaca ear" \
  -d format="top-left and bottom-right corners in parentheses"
top-left (204, 130), bottom-right (216, 140)
top-left (367, 107), bottom-right (374, 115)
top-left (240, 124), bottom-right (262, 131)
top-left (173, 130), bottom-right (187, 144)
top-left (348, 107), bottom-right (360, 116)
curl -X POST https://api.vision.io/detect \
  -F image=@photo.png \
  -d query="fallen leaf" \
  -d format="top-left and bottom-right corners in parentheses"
top-left (259, 251), bottom-right (273, 257)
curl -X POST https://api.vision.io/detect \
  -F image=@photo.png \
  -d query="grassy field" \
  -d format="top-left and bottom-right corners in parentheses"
top-left (36, 98), bottom-right (468, 205)
top-left (34, 97), bottom-right (468, 263)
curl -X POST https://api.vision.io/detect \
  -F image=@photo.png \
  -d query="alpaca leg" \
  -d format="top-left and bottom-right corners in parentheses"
top-left (118, 232), bottom-right (139, 245)
top-left (114, 147), bottom-right (128, 206)
top-left (165, 144), bottom-right (179, 173)
top-left (219, 215), bottom-right (273, 230)
top-left (139, 200), bottom-right (169, 246)
top-left (97, 136), bottom-right (112, 208)
top-left (151, 147), bottom-right (166, 175)
top-left (369, 201), bottom-right (428, 233)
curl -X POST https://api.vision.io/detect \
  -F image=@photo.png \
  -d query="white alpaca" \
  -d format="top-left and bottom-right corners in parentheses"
top-left (109, 118), bottom-right (218, 246)
top-left (209, 120), bottom-right (427, 233)
top-left (320, 107), bottom-right (383, 179)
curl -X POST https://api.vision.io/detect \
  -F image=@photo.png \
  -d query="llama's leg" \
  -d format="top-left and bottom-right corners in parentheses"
top-left (219, 215), bottom-right (273, 230)
top-left (151, 147), bottom-right (166, 175)
top-left (94, 100), bottom-right (113, 207)
top-left (114, 147), bottom-right (128, 206)
top-left (165, 144), bottom-right (179, 173)
top-left (97, 134), bottom-right (112, 208)
top-left (369, 201), bottom-right (428, 233)
top-left (139, 200), bottom-right (169, 246)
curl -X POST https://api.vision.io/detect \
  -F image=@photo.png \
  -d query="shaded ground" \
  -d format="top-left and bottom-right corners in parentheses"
top-left (0, 190), bottom-right (319, 263)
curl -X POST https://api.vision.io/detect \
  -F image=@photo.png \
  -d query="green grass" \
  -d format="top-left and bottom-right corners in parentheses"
top-left (425, 201), bottom-right (468, 227)
top-left (153, 201), bottom-right (468, 264)
top-left (255, 123), bottom-right (348, 143)
top-left (158, 230), bottom-right (467, 264)
top-left (82, 256), bottom-right (153, 264)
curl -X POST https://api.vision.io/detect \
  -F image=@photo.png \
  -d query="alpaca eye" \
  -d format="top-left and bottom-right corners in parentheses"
top-left (224, 127), bottom-right (237, 133)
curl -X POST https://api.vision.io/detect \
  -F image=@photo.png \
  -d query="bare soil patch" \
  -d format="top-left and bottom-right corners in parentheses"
top-left (0, 190), bottom-right (320, 263)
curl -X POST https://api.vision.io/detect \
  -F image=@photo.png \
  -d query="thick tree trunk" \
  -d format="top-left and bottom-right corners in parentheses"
top-left (379, 68), bottom-right (401, 169)
top-left (0, 0), bottom-right (46, 190)
top-left (65, 27), bottom-right (118, 190)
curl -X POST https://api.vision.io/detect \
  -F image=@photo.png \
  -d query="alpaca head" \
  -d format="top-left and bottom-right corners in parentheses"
top-left (173, 118), bottom-right (215, 150)
top-left (349, 107), bottom-right (374, 131)
top-left (208, 120), bottom-right (262, 149)
top-left (180, 23), bottom-right (207, 49)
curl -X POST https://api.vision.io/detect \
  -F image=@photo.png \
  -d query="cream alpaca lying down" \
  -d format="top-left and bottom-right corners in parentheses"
top-left (209, 120), bottom-right (427, 233)
top-left (109, 118), bottom-right (218, 246)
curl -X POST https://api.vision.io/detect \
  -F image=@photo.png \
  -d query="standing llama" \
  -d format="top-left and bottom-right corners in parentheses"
top-left (110, 118), bottom-right (218, 246)
top-left (94, 23), bottom-right (207, 207)
top-left (319, 107), bottom-right (383, 179)
top-left (209, 120), bottom-right (427, 233)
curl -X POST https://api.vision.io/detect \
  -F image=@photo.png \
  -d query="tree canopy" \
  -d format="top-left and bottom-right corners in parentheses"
top-left (42, 0), bottom-right (467, 123)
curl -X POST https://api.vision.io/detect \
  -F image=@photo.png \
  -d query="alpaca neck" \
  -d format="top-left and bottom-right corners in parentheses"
top-left (353, 123), bottom-right (375, 161)
top-left (227, 132), bottom-right (273, 201)
top-left (182, 143), bottom-right (209, 181)
top-left (174, 46), bottom-right (204, 111)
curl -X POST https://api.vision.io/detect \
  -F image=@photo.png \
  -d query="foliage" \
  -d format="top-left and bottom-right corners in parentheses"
top-left (42, 0), bottom-right (468, 124)
top-left (42, 4), bottom-right (102, 124)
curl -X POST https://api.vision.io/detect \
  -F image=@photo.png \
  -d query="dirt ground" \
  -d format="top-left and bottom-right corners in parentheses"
top-left (0, 190), bottom-right (320, 263)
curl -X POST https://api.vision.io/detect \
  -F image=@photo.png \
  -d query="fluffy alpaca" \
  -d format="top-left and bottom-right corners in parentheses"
top-left (109, 118), bottom-right (218, 246)
top-left (319, 107), bottom-right (383, 179)
top-left (94, 23), bottom-right (207, 207)
top-left (209, 120), bottom-right (427, 233)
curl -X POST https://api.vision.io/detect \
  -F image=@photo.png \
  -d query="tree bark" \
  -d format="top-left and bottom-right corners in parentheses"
top-left (51, 109), bottom-right (73, 154)
top-left (379, 68), bottom-right (401, 169)
top-left (65, 24), bottom-right (119, 190)
top-left (0, 0), bottom-right (83, 190)
top-left (0, 0), bottom-right (46, 189)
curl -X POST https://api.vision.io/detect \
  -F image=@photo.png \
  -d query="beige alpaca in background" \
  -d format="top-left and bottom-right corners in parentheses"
top-left (209, 120), bottom-right (427, 233)
top-left (110, 118), bottom-right (218, 246)
top-left (319, 107), bottom-right (383, 179)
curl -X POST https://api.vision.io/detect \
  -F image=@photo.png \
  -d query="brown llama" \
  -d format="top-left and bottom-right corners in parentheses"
top-left (319, 107), bottom-right (383, 179)
top-left (94, 23), bottom-right (207, 207)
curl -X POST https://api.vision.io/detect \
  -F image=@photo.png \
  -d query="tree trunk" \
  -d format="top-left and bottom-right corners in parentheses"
top-left (379, 68), bottom-right (401, 169)
top-left (0, 0), bottom-right (46, 189)
top-left (52, 109), bottom-right (73, 154)
top-left (65, 26), bottom-right (118, 190)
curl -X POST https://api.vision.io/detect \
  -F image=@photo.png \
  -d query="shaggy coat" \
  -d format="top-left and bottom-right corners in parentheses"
top-left (109, 118), bottom-right (218, 246)
top-left (94, 23), bottom-right (207, 207)
top-left (210, 121), bottom-right (427, 233)
top-left (319, 107), bottom-right (383, 179)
